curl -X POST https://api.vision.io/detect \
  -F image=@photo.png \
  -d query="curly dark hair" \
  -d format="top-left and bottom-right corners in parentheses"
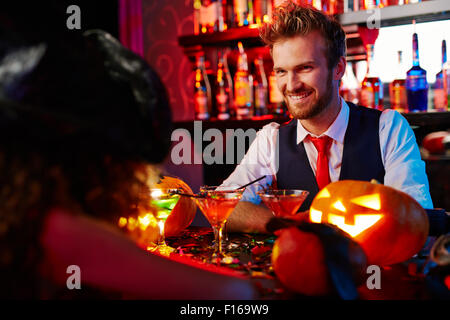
top-left (0, 143), bottom-right (160, 298)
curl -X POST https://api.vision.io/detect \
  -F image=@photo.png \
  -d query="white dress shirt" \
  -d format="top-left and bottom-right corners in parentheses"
top-left (222, 98), bottom-right (434, 209)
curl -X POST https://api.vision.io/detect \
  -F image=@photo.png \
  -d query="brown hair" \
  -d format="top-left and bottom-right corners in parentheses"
top-left (260, 2), bottom-right (346, 69)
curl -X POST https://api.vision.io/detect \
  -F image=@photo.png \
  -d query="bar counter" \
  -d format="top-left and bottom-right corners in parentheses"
top-left (164, 226), bottom-right (448, 300)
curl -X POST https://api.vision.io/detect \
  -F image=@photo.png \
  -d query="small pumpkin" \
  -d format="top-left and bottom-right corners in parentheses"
top-left (422, 131), bottom-right (449, 155)
top-left (309, 180), bottom-right (429, 265)
top-left (271, 224), bottom-right (367, 297)
top-left (154, 176), bottom-right (196, 237)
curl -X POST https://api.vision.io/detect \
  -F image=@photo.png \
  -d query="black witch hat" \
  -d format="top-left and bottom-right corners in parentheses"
top-left (0, 3), bottom-right (172, 163)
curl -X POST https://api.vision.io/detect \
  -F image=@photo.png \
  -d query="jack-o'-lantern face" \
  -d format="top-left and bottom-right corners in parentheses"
top-left (309, 180), bottom-right (429, 265)
top-left (310, 187), bottom-right (384, 237)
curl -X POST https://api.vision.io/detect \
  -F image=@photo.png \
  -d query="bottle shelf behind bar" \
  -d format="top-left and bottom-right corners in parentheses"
top-left (179, 0), bottom-right (450, 61)
top-left (180, 24), bottom-right (367, 62)
top-left (179, 1), bottom-right (450, 125)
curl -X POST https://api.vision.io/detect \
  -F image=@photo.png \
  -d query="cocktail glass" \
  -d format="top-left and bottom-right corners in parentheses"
top-left (149, 188), bottom-right (181, 253)
top-left (194, 186), bottom-right (244, 263)
top-left (257, 189), bottom-right (309, 217)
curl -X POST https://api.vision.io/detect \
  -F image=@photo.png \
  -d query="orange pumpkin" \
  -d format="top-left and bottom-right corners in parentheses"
top-left (155, 176), bottom-right (196, 237)
top-left (272, 225), bottom-right (367, 296)
top-left (309, 180), bottom-right (429, 265)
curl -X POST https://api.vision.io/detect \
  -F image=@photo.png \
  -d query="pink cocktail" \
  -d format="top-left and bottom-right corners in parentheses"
top-left (258, 189), bottom-right (309, 217)
top-left (194, 186), bottom-right (244, 262)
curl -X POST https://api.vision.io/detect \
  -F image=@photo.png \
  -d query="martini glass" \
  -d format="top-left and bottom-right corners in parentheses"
top-left (149, 188), bottom-right (181, 253)
top-left (257, 189), bottom-right (309, 217)
top-left (194, 186), bottom-right (244, 263)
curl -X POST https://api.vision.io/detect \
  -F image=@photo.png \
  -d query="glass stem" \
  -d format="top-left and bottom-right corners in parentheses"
top-left (224, 222), bottom-right (229, 242)
top-left (157, 220), bottom-right (166, 246)
top-left (213, 224), bottom-right (224, 257)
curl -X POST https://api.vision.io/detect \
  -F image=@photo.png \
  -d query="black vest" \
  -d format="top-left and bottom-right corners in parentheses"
top-left (276, 102), bottom-right (385, 211)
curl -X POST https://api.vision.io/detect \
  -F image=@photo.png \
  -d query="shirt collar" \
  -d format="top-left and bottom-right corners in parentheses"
top-left (296, 97), bottom-right (349, 144)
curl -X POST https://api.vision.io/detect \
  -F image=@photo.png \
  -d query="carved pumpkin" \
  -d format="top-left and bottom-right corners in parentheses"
top-left (271, 224), bottom-right (367, 296)
top-left (309, 180), bottom-right (429, 265)
top-left (155, 176), bottom-right (196, 237)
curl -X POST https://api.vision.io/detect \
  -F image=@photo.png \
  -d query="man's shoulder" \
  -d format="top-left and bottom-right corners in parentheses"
top-left (379, 108), bottom-right (411, 131)
top-left (261, 121), bottom-right (282, 131)
top-left (250, 121), bottom-right (281, 142)
top-left (347, 101), bottom-right (382, 118)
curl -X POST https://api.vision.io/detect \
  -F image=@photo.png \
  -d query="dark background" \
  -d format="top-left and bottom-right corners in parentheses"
top-left (0, 1), bottom-right (119, 39)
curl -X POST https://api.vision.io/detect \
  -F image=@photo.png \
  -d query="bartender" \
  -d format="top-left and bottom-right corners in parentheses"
top-left (222, 3), bottom-right (433, 233)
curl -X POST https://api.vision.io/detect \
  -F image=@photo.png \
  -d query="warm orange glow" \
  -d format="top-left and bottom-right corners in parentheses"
top-left (138, 213), bottom-right (158, 231)
top-left (315, 188), bottom-right (331, 199)
top-left (263, 15), bottom-right (270, 23)
top-left (309, 208), bottom-right (323, 223)
top-left (118, 217), bottom-right (127, 228)
top-left (119, 213), bottom-right (158, 233)
top-left (217, 68), bottom-right (223, 82)
top-left (328, 214), bottom-right (383, 237)
top-left (150, 189), bottom-right (163, 199)
top-left (351, 194), bottom-right (381, 210)
top-left (332, 200), bottom-right (346, 212)
top-left (126, 216), bottom-right (137, 232)
top-left (237, 41), bottom-right (244, 53)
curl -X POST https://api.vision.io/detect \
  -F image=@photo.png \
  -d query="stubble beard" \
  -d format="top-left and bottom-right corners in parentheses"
top-left (285, 71), bottom-right (334, 120)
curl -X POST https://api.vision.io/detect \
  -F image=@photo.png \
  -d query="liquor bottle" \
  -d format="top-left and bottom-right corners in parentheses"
top-left (223, 49), bottom-right (235, 117)
top-left (340, 64), bottom-right (350, 100)
top-left (234, 0), bottom-right (250, 27)
top-left (253, 0), bottom-right (269, 26)
top-left (269, 69), bottom-right (286, 115)
top-left (194, 0), bottom-right (202, 34)
top-left (217, 0), bottom-right (227, 31)
top-left (389, 50), bottom-right (407, 112)
top-left (434, 40), bottom-right (447, 111)
top-left (359, 0), bottom-right (377, 10)
top-left (215, 51), bottom-right (232, 120)
top-left (205, 58), bottom-right (216, 115)
top-left (301, 1), bottom-right (323, 11)
top-left (378, 0), bottom-right (387, 8)
top-left (248, 0), bottom-right (254, 25)
top-left (322, 0), bottom-right (344, 14)
top-left (340, 62), bottom-right (360, 104)
top-left (253, 56), bottom-right (269, 116)
top-left (388, 0), bottom-right (406, 5)
top-left (226, 0), bottom-right (236, 29)
top-left (406, 31), bottom-right (428, 112)
top-left (200, 0), bottom-right (220, 33)
top-left (346, 0), bottom-right (359, 12)
top-left (194, 55), bottom-right (212, 120)
top-left (360, 44), bottom-right (383, 110)
top-left (234, 42), bottom-right (253, 119)
top-left (444, 57), bottom-right (450, 111)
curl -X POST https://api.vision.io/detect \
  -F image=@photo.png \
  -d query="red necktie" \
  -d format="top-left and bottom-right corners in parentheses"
top-left (309, 135), bottom-right (332, 190)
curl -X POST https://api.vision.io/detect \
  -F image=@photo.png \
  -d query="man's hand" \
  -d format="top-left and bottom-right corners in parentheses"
top-left (226, 201), bottom-right (274, 234)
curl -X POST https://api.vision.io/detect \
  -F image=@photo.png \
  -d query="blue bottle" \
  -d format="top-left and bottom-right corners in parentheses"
top-left (406, 32), bottom-right (428, 112)
top-left (434, 40), bottom-right (447, 111)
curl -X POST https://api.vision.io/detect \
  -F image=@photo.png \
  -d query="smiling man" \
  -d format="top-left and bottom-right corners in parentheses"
top-left (222, 3), bottom-right (433, 233)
